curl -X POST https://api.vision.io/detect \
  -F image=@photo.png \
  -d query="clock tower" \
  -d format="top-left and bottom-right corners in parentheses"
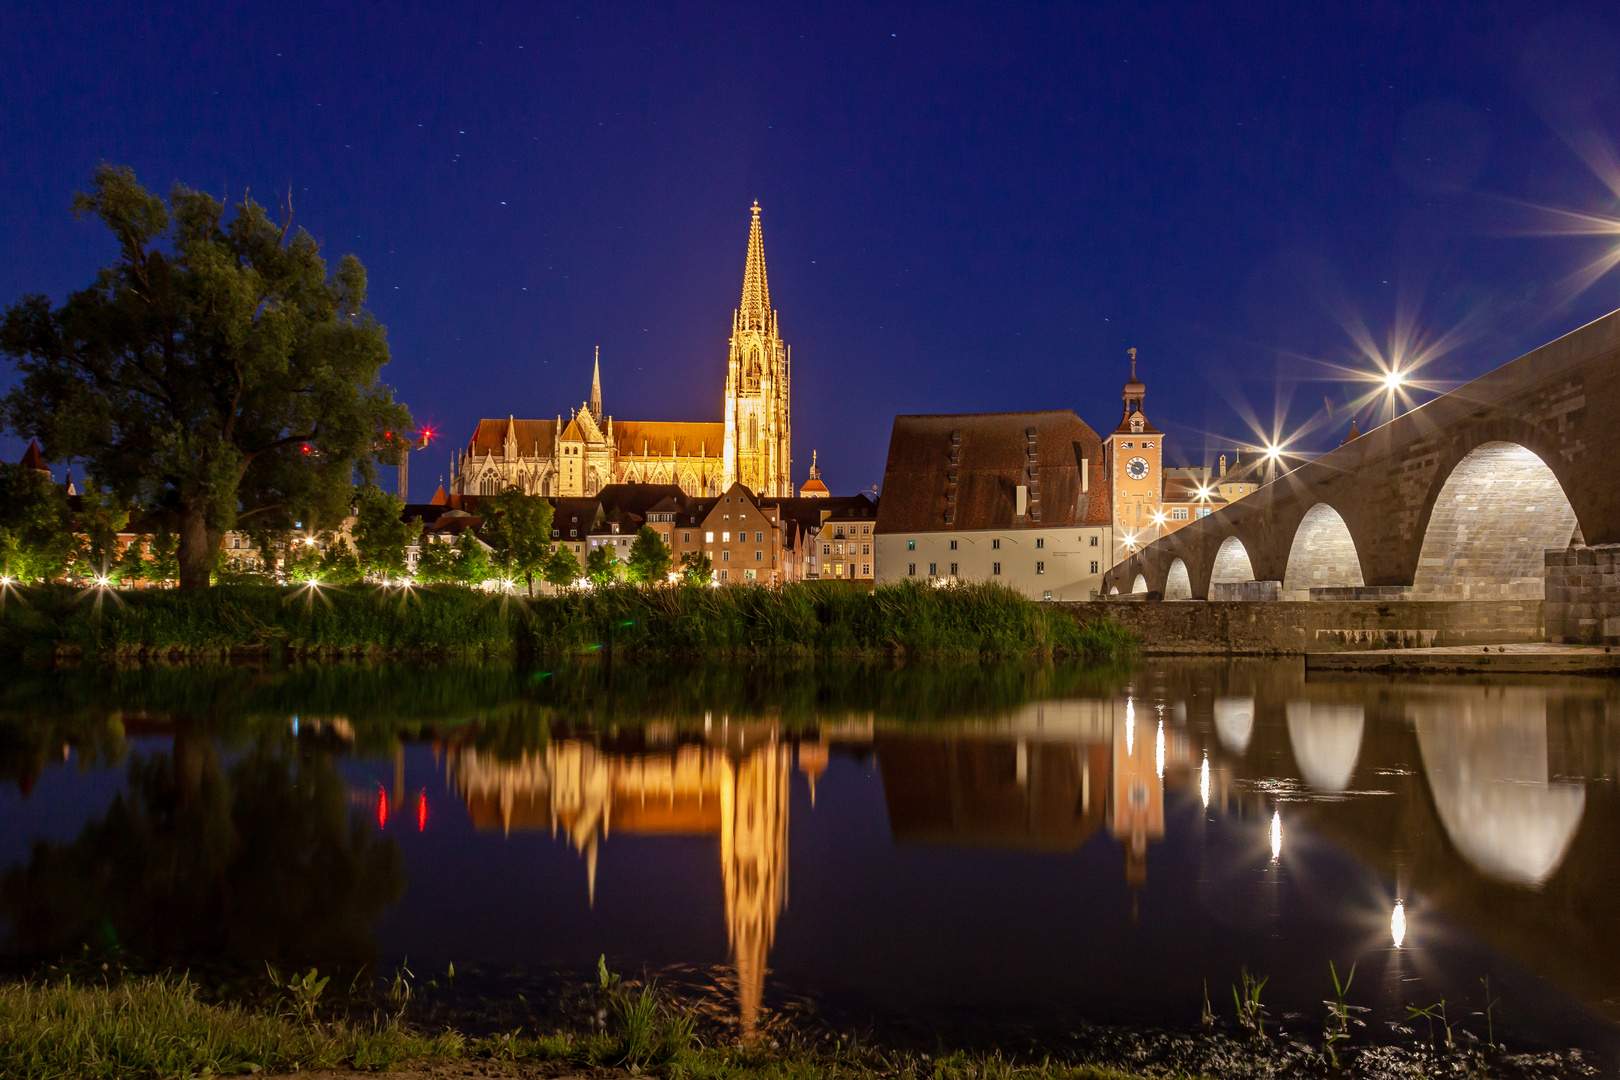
top-left (1104, 350), bottom-right (1163, 561)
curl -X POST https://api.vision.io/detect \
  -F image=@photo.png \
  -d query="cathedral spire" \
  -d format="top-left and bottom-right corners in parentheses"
top-left (739, 201), bottom-right (771, 331)
top-left (590, 346), bottom-right (602, 419)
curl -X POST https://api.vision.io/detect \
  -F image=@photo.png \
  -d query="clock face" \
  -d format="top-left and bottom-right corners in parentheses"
top-left (1126, 456), bottom-right (1150, 480)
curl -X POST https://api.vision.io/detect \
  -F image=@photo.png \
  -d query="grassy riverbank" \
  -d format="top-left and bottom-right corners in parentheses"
top-left (0, 976), bottom-right (1154, 1080)
top-left (0, 581), bottom-right (1132, 663)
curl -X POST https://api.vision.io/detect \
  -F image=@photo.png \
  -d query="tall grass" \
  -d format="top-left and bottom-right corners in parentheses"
top-left (0, 581), bottom-right (1133, 663)
top-left (0, 976), bottom-right (462, 1079)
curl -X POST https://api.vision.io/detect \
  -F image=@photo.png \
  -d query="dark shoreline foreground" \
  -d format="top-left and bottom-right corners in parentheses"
top-left (0, 970), bottom-right (1603, 1080)
top-left (0, 581), bottom-right (1131, 664)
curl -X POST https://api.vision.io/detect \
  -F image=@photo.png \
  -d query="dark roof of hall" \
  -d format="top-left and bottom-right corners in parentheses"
top-left (875, 411), bottom-right (1111, 534)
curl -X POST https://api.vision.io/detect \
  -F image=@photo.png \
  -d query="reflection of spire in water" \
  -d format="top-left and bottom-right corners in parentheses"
top-left (1285, 701), bottom-right (1365, 792)
top-left (1214, 697), bottom-right (1254, 755)
top-left (448, 737), bottom-right (790, 1036)
top-left (722, 743), bottom-right (791, 1040)
top-left (1409, 689), bottom-right (1586, 886)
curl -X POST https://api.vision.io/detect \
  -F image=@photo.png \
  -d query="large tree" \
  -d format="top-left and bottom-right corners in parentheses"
top-left (352, 486), bottom-right (418, 581)
top-left (625, 525), bottom-right (673, 584)
top-left (0, 462), bottom-right (72, 583)
top-left (0, 166), bottom-right (411, 589)
top-left (479, 488), bottom-right (554, 596)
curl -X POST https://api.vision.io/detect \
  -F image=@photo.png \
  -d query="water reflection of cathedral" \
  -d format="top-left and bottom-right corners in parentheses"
top-left (441, 678), bottom-right (1606, 1030)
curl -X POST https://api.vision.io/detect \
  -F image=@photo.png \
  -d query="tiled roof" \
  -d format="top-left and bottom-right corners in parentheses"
top-left (466, 418), bottom-right (557, 458)
top-left (594, 483), bottom-right (691, 517)
top-left (1110, 409), bottom-right (1163, 436)
top-left (875, 411), bottom-right (1109, 534)
top-left (613, 421), bottom-right (725, 459)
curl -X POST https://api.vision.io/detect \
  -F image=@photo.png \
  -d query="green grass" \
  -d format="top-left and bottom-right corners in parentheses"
top-left (0, 976), bottom-right (465, 1079)
top-left (0, 975), bottom-right (1165, 1080)
top-left (0, 581), bottom-right (1134, 663)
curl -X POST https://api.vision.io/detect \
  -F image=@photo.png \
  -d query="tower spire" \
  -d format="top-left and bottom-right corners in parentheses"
top-left (590, 346), bottom-right (602, 419)
top-left (739, 201), bottom-right (771, 331)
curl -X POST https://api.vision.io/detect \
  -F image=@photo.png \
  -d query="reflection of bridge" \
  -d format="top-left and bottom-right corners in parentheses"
top-left (1102, 310), bottom-right (1620, 642)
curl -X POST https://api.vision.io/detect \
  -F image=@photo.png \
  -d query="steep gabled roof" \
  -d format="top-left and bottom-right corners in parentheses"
top-left (876, 411), bottom-right (1110, 534)
top-left (613, 421), bottom-right (725, 459)
top-left (19, 440), bottom-right (48, 472)
top-left (466, 418), bottom-right (557, 458)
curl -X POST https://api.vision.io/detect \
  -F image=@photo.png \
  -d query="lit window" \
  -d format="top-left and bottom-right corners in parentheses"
top-left (908, 563), bottom-right (916, 576)
top-left (706, 531), bottom-right (715, 542)
top-left (744, 568), bottom-right (757, 580)
top-left (908, 540), bottom-right (915, 550)
top-left (993, 562), bottom-right (1001, 575)
top-left (1036, 561), bottom-right (1045, 574)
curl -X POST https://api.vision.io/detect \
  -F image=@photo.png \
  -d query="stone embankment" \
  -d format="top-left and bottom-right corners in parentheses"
top-left (1069, 598), bottom-right (1543, 655)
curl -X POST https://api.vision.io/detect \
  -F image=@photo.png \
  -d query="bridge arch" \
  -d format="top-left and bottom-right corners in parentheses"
top-left (1130, 573), bottom-right (1148, 595)
top-left (1283, 502), bottom-right (1365, 596)
top-left (1164, 558), bottom-right (1193, 600)
top-left (1209, 536), bottom-right (1255, 585)
top-left (1414, 441), bottom-right (1579, 599)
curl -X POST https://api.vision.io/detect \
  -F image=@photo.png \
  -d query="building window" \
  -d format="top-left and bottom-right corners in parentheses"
top-left (683, 531), bottom-right (691, 543)
top-left (862, 525), bottom-right (870, 534)
top-left (1090, 535), bottom-right (1099, 547)
top-left (822, 543), bottom-right (830, 555)
top-left (908, 563), bottom-right (915, 576)
top-left (570, 529), bottom-right (577, 538)
top-left (928, 563), bottom-right (936, 575)
top-left (720, 569), bottom-right (729, 581)
top-left (1036, 561), bottom-right (1045, 574)
top-left (862, 544), bottom-right (870, 555)
top-left (992, 538), bottom-right (1001, 550)
top-left (755, 550), bottom-right (763, 561)
top-left (706, 531), bottom-right (715, 542)
top-left (744, 568), bottom-right (757, 581)
top-left (949, 539), bottom-right (958, 550)
top-left (1043, 590), bottom-right (1052, 601)
top-left (722, 550), bottom-right (730, 561)
top-left (1035, 537), bottom-right (1044, 549)
top-left (993, 562), bottom-right (1001, 575)
top-left (908, 540), bottom-right (915, 550)
top-left (722, 531), bottom-right (730, 542)
top-left (1090, 561), bottom-right (1099, 573)
top-left (755, 531), bottom-right (763, 542)
top-left (836, 526), bottom-right (845, 538)
top-left (1171, 507), bottom-right (1188, 520)
top-left (950, 562), bottom-right (958, 575)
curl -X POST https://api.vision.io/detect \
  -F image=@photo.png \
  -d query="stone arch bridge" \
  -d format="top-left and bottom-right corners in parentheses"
top-left (1102, 308), bottom-right (1620, 644)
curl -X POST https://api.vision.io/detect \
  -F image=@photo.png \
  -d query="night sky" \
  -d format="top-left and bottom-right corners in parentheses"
top-left (4, 3), bottom-right (1620, 497)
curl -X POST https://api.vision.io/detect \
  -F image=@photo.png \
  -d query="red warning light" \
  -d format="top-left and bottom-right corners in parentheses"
top-left (376, 788), bottom-right (388, 830)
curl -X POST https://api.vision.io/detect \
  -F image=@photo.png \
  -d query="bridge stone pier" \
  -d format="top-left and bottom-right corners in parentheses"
top-left (1102, 307), bottom-right (1620, 646)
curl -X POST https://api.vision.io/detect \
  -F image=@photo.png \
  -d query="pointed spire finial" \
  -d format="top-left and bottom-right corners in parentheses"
top-left (739, 202), bottom-right (771, 331)
top-left (590, 347), bottom-right (602, 418)
top-left (1128, 347), bottom-right (1137, 379)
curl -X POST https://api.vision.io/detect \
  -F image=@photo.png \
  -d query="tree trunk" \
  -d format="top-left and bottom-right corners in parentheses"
top-left (177, 506), bottom-right (214, 590)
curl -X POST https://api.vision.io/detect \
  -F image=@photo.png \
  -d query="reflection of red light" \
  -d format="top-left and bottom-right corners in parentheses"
top-left (377, 789), bottom-right (388, 829)
top-left (417, 791), bottom-right (427, 832)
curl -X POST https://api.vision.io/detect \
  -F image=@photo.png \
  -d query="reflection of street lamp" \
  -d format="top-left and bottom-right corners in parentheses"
top-left (1391, 899), bottom-right (1407, 947)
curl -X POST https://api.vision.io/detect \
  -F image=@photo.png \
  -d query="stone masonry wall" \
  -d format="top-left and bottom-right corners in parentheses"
top-left (1546, 544), bottom-right (1620, 645)
top-left (1070, 599), bottom-right (1544, 655)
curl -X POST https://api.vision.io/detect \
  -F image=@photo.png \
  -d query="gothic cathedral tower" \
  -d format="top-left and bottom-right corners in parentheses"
top-left (723, 202), bottom-right (793, 496)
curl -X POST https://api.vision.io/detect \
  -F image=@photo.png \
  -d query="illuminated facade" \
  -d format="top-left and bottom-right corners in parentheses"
top-left (452, 204), bottom-right (793, 501)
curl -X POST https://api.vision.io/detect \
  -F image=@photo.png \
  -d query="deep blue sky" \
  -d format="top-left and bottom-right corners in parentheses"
top-left (4, 2), bottom-right (1620, 496)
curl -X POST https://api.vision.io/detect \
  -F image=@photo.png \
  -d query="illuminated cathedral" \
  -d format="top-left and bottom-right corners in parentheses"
top-left (452, 203), bottom-right (794, 500)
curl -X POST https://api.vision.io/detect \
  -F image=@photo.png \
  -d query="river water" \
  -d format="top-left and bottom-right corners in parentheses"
top-left (1, 659), bottom-right (1617, 1060)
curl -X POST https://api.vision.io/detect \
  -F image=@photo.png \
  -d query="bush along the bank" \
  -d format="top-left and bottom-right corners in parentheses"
top-left (0, 580), bottom-right (1134, 662)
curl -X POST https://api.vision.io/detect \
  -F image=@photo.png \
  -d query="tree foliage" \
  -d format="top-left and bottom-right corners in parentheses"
top-left (479, 489), bottom-right (554, 594)
top-left (543, 543), bottom-right (581, 588)
top-left (413, 538), bottom-right (457, 583)
top-left (148, 528), bottom-right (179, 586)
top-left (625, 525), bottom-right (672, 584)
top-left (451, 533), bottom-right (491, 587)
top-left (679, 550), bottom-right (714, 586)
top-left (584, 544), bottom-right (622, 586)
top-left (351, 486), bottom-right (417, 581)
top-left (0, 165), bottom-right (410, 589)
top-left (0, 462), bottom-right (72, 582)
top-left (67, 485), bottom-right (129, 582)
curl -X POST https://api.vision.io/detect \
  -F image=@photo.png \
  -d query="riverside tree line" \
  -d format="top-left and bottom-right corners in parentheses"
top-left (0, 165), bottom-right (717, 593)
